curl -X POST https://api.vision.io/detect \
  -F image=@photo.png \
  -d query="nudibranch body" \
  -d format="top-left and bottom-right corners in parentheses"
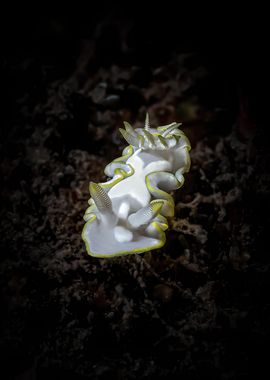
top-left (82, 115), bottom-right (191, 258)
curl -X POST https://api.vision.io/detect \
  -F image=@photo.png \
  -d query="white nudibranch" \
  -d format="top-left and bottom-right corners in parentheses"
top-left (82, 114), bottom-right (191, 258)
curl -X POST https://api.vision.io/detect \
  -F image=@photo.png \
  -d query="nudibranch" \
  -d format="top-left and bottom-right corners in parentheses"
top-left (82, 114), bottom-right (191, 258)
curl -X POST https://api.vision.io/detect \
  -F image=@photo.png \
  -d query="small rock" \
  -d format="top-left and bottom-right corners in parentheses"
top-left (100, 94), bottom-right (120, 109)
top-left (153, 284), bottom-right (174, 303)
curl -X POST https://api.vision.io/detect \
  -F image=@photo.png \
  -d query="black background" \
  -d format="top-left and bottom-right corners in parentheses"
top-left (1, 3), bottom-right (269, 380)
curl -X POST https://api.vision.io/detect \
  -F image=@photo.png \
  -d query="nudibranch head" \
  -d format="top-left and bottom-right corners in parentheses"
top-left (82, 114), bottom-right (191, 258)
top-left (119, 115), bottom-right (186, 151)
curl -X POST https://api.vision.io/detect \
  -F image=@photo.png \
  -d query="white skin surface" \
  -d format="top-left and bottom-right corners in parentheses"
top-left (102, 148), bottom-right (176, 245)
top-left (109, 149), bottom-right (173, 214)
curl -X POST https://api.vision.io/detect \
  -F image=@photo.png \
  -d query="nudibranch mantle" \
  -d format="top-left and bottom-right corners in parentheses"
top-left (82, 115), bottom-right (191, 258)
